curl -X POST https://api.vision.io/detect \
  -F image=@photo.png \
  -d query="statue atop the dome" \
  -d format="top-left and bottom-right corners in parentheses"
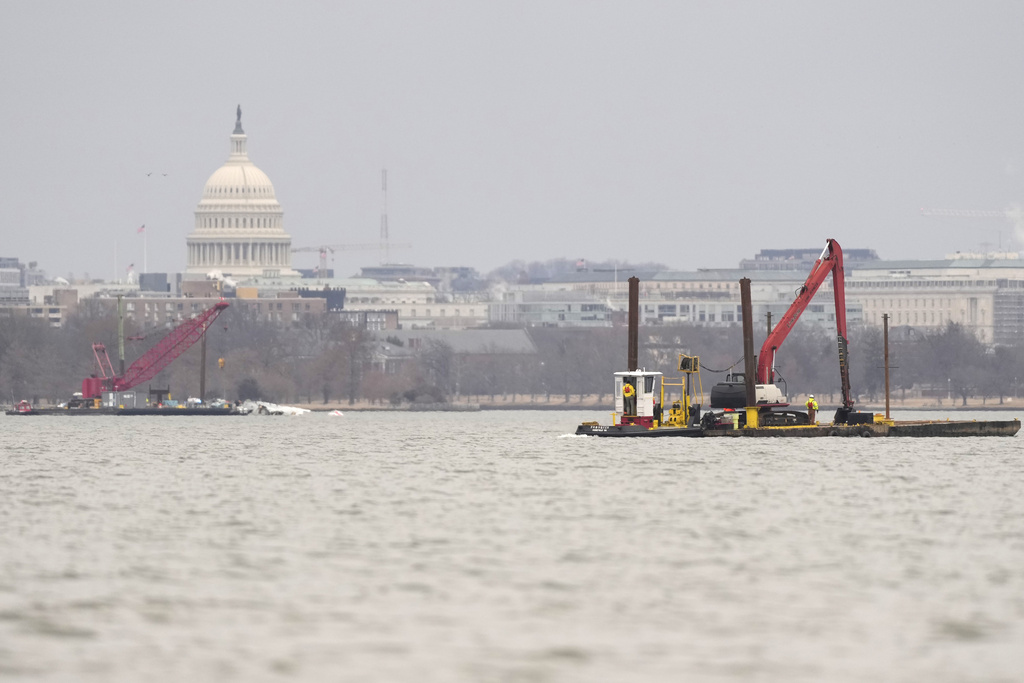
top-left (233, 104), bottom-right (244, 135)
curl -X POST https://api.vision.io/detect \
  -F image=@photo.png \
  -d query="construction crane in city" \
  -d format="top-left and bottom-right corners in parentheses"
top-left (291, 240), bottom-right (411, 275)
top-left (81, 301), bottom-right (229, 399)
top-left (291, 244), bottom-right (379, 275)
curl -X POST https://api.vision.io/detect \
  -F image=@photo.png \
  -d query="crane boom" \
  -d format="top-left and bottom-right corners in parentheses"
top-left (115, 302), bottom-right (229, 391)
top-left (755, 238), bottom-right (854, 414)
top-left (81, 301), bottom-right (229, 397)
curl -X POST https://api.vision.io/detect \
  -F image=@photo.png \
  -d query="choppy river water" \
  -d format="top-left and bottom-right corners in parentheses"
top-left (1, 409), bottom-right (1022, 682)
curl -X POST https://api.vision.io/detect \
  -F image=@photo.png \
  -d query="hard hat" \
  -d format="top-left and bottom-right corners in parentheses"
top-left (809, 394), bottom-right (814, 398)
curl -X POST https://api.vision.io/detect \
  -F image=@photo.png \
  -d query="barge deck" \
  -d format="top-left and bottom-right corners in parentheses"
top-left (703, 419), bottom-right (1020, 438)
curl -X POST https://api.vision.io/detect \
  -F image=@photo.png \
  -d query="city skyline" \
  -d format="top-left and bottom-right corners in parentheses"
top-left (4, 2), bottom-right (1024, 280)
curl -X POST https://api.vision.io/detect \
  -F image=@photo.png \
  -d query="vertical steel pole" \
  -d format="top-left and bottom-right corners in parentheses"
top-left (627, 277), bottom-right (639, 371)
top-left (740, 279), bottom-right (756, 408)
top-left (117, 295), bottom-right (125, 377)
top-left (883, 313), bottom-right (890, 420)
top-left (200, 329), bottom-right (207, 403)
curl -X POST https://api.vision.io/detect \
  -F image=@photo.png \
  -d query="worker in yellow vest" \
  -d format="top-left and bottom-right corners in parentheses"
top-left (623, 381), bottom-right (636, 415)
top-left (805, 394), bottom-right (818, 423)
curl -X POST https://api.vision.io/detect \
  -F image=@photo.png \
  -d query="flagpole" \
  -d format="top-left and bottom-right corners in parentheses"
top-left (114, 239), bottom-right (118, 283)
top-left (144, 228), bottom-right (148, 273)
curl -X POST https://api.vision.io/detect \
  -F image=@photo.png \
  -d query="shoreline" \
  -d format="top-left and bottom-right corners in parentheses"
top-left (286, 397), bottom-right (1024, 413)
top-left (8, 396), bottom-right (1019, 414)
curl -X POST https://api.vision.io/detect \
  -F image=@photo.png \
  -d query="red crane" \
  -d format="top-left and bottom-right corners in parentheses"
top-left (755, 238), bottom-right (855, 420)
top-left (82, 301), bottom-right (229, 398)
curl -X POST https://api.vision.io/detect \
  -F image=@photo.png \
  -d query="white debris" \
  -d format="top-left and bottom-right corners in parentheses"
top-left (238, 399), bottom-right (311, 416)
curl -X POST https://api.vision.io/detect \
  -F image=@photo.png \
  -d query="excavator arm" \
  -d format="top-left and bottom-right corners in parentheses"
top-left (754, 239), bottom-right (854, 414)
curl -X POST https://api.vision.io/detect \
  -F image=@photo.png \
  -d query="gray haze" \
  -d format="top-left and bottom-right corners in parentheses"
top-left (3, 1), bottom-right (1024, 279)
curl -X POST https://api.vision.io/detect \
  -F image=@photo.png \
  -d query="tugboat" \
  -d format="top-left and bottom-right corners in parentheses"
top-left (13, 400), bottom-right (36, 415)
top-left (576, 357), bottom-right (705, 437)
top-left (576, 276), bottom-right (704, 437)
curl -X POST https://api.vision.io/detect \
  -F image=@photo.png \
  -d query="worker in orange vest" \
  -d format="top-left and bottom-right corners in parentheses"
top-left (805, 394), bottom-right (818, 423)
top-left (622, 381), bottom-right (636, 415)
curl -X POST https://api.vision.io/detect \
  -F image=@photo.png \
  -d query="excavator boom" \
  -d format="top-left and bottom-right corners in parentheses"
top-left (754, 239), bottom-right (853, 412)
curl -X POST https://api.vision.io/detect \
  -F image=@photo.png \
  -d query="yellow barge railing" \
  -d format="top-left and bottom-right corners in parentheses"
top-left (654, 354), bottom-right (703, 428)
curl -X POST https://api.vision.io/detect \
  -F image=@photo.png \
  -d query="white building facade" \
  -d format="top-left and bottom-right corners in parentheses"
top-left (503, 269), bottom-right (861, 328)
top-left (847, 256), bottom-right (1024, 344)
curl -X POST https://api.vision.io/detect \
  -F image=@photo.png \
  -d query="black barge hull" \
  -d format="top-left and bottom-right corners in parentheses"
top-left (702, 419), bottom-right (1020, 438)
top-left (575, 424), bottom-right (704, 437)
top-left (576, 419), bottom-right (1020, 438)
top-left (5, 408), bottom-right (240, 416)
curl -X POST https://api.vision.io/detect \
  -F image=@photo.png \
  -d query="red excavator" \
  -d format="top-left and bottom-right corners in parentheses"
top-left (710, 238), bottom-right (864, 424)
top-left (81, 301), bottom-right (229, 399)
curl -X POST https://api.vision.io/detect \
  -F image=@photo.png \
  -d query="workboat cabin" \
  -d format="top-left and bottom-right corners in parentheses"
top-left (615, 370), bottom-right (662, 428)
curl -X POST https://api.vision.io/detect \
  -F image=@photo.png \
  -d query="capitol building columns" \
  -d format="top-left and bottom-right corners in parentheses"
top-left (188, 241), bottom-right (293, 268)
top-left (185, 106), bottom-right (298, 278)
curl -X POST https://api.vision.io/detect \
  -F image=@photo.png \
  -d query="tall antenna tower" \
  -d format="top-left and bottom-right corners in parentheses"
top-left (380, 168), bottom-right (390, 265)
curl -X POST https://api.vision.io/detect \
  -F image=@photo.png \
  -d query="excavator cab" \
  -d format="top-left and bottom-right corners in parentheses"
top-left (709, 372), bottom-right (787, 409)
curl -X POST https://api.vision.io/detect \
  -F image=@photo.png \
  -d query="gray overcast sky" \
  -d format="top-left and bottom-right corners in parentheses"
top-left (3, 1), bottom-right (1024, 279)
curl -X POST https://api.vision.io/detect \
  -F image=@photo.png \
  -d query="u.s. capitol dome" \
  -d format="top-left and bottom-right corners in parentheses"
top-left (185, 106), bottom-right (298, 277)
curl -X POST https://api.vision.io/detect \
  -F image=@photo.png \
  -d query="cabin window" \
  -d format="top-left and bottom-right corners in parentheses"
top-left (644, 376), bottom-right (655, 393)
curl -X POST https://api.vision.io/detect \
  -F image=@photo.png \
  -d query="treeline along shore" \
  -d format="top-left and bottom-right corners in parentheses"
top-left (2, 303), bottom-right (1022, 410)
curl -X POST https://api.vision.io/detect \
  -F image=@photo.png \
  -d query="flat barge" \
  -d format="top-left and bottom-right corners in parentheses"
top-left (577, 413), bottom-right (1020, 438)
top-left (5, 406), bottom-right (240, 416)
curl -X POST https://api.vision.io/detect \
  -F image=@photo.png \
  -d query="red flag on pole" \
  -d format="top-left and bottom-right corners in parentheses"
top-left (137, 225), bottom-right (145, 234)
